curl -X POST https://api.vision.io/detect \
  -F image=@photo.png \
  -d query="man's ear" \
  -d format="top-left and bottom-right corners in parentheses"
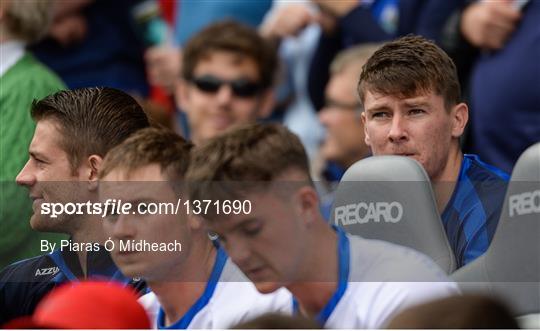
top-left (296, 186), bottom-right (320, 226)
top-left (85, 154), bottom-right (103, 191)
top-left (256, 89), bottom-right (276, 119)
top-left (187, 215), bottom-right (205, 231)
top-left (451, 103), bottom-right (469, 138)
top-left (361, 112), bottom-right (371, 146)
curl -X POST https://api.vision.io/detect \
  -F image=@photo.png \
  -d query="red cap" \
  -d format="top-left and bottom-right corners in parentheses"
top-left (3, 281), bottom-right (150, 329)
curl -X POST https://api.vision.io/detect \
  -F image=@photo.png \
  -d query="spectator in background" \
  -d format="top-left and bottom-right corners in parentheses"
top-left (409, 0), bottom-right (537, 173)
top-left (175, 20), bottom-right (277, 144)
top-left (317, 44), bottom-right (379, 175)
top-left (386, 294), bottom-right (519, 329)
top-left (146, 0), bottom-right (272, 93)
top-left (145, 0), bottom-right (272, 136)
top-left (308, 0), bottom-right (427, 112)
top-left (30, 0), bottom-right (149, 96)
top-left (315, 44), bottom-right (379, 219)
top-left (462, 0), bottom-right (539, 173)
top-left (0, 0), bottom-right (66, 269)
top-left (359, 36), bottom-right (509, 267)
top-left (0, 88), bottom-right (149, 325)
top-left (259, 2), bottom-right (326, 160)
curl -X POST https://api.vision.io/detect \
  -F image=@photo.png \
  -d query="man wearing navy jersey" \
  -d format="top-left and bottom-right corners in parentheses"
top-left (0, 88), bottom-right (150, 325)
top-left (358, 35), bottom-right (509, 267)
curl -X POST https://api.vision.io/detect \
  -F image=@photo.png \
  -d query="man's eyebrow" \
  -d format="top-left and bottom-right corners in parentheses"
top-left (325, 97), bottom-right (361, 109)
top-left (210, 218), bottom-right (258, 239)
top-left (365, 104), bottom-right (391, 113)
top-left (29, 151), bottom-right (47, 160)
top-left (230, 218), bottom-right (258, 232)
top-left (402, 100), bottom-right (430, 108)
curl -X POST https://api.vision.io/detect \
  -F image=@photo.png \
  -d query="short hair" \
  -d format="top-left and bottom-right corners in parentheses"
top-left (187, 123), bottom-right (310, 209)
top-left (99, 127), bottom-right (193, 183)
top-left (181, 20), bottom-right (278, 89)
top-left (387, 294), bottom-right (519, 329)
top-left (31, 87), bottom-right (150, 171)
top-left (358, 35), bottom-right (461, 110)
top-left (1, 0), bottom-right (53, 43)
top-left (232, 313), bottom-right (321, 329)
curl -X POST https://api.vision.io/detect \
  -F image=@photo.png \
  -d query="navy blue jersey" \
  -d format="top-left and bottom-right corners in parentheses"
top-left (441, 154), bottom-right (509, 267)
top-left (0, 247), bottom-right (145, 325)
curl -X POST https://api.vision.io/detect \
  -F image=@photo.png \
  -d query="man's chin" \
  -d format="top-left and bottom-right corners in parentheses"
top-left (200, 127), bottom-right (228, 143)
top-left (30, 215), bottom-right (61, 232)
top-left (253, 281), bottom-right (282, 294)
top-left (113, 263), bottom-right (145, 279)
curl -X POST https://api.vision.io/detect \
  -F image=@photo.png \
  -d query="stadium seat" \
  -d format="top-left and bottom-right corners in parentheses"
top-left (331, 155), bottom-right (456, 273)
top-left (452, 143), bottom-right (540, 319)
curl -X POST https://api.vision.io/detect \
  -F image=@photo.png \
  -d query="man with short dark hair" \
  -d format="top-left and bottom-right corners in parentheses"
top-left (187, 123), bottom-right (458, 329)
top-left (176, 20), bottom-right (278, 144)
top-left (0, 87), bottom-right (150, 324)
top-left (99, 127), bottom-right (291, 328)
top-left (358, 35), bottom-right (509, 267)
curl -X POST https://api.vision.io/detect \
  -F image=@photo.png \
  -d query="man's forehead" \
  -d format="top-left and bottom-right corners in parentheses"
top-left (30, 119), bottom-right (65, 153)
top-left (98, 181), bottom-right (171, 202)
top-left (328, 72), bottom-right (359, 98)
top-left (364, 90), bottom-right (437, 107)
top-left (198, 50), bottom-right (254, 65)
top-left (194, 51), bottom-right (259, 77)
top-left (206, 213), bottom-right (257, 232)
top-left (99, 166), bottom-right (172, 196)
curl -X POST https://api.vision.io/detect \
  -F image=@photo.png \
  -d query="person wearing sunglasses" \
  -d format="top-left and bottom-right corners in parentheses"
top-left (175, 20), bottom-right (278, 145)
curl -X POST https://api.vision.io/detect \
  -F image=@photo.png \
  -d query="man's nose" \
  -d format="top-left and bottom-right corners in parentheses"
top-left (215, 84), bottom-right (234, 106)
top-left (387, 115), bottom-right (408, 143)
top-left (223, 238), bottom-right (251, 267)
top-left (16, 160), bottom-right (36, 187)
top-left (318, 107), bottom-right (333, 127)
top-left (111, 215), bottom-right (137, 240)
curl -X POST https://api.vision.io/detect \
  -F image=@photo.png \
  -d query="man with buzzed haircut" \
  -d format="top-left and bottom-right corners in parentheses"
top-left (0, 87), bottom-right (150, 324)
top-left (175, 20), bottom-right (277, 144)
top-left (358, 35), bottom-right (509, 267)
top-left (99, 127), bottom-right (291, 328)
top-left (187, 123), bottom-right (458, 329)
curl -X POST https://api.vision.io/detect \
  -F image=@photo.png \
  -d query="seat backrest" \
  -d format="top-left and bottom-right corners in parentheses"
top-left (330, 155), bottom-right (456, 273)
top-left (452, 143), bottom-right (540, 315)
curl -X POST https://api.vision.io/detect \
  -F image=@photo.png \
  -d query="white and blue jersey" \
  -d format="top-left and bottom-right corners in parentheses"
top-left (292, 228), bottom-right (459, 328)
top-left (441, 154), bottom-right (509, 267)
top-left (139, 247), bottom-right (292, 329)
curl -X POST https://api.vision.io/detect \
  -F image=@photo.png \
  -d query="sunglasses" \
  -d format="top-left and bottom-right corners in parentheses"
top-left (189, 75), bottom-right (263, 98)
